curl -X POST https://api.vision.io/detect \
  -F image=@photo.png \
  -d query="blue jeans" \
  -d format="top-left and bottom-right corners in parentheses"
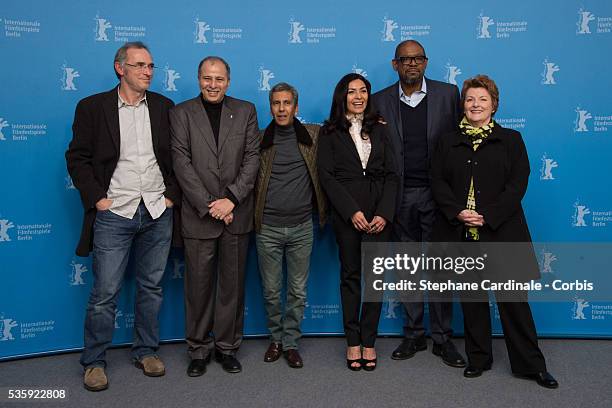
top-left (80, 202), bottom-right (172, 368)
top-left (255, 220), bottom-right (313, 350)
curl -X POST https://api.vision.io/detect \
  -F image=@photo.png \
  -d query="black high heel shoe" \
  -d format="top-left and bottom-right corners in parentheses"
top-left (346, 346), bottom-right (362, 371)
top-left (362, 347), bottom-right (377, 371)
top-left (347, 358), bottom-right (362, 371)
top-left (362, 357), bottom-right (377, 371)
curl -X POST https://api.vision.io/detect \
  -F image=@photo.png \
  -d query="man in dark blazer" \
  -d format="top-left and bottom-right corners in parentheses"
top-left (372, 40), bottom-right (465, 367)
top-left (170, 56), bottom-right (259, 376)
top-left (66, 42), bottom-right (180, 391)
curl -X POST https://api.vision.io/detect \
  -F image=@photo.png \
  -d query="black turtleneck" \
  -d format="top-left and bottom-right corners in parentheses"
top-left (200, 94), bottom-right (223, 145)
top-left (199, 95), bottom-right (239, 206)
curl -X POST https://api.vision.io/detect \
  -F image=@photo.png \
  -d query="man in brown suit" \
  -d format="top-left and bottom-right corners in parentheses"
top-left (170, 56), bottom-right (259, 376)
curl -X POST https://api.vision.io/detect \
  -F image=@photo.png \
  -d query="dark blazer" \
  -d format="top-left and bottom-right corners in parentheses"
top-left (170, 95), bottom-right (259, 239)
top-left (430, 124), bottom-right (539, 279)
top-left (66, 87), bottom-right (180, 257)
top-left (372, 78), bottom-right (461, 209)
top-left (430, 124), bottom-right (533, 242)
top-left (317, 122), bottom-right (398, 224)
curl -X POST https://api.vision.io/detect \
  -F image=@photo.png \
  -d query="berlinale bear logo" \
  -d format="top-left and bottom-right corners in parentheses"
top-left (288, 19), bottom-right (305, 43)
top-left (0, 315), bottom-right (18, 341)
top-left (194, 18), bottom-right (211, 44)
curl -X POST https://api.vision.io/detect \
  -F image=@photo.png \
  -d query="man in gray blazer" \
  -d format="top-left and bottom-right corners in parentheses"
top-left (170, 56), bottom-right (259, 376)
top-left (372, 40), bottom-right (465, 368)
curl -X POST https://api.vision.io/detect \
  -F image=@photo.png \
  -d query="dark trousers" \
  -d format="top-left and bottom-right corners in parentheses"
top-left (183, 231), bottom-right (249, 359)
top-left (394, 186), bottom-right (453, 344)
top-left (461, 291), bottom-right (547, 375)
top-left (334, 218), bottom-right (390, 347)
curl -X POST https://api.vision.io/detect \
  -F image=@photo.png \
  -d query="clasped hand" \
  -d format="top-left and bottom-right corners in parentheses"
top-left (457, 209), bottom-right (485, 227)
top-left (351, 211), bottom-right (387, 234)
top-left (209, 198), bottom-right (235, 225)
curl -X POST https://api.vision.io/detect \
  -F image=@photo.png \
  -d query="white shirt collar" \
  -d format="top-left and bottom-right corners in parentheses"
top-left (399, 78), bottom-right (427, 99)
top-left (346, 113), bottom-right (364, 123)
top-left (118, 88), bottom-right (148, 108)
top-left (399, 78), bottom-right (427, 108)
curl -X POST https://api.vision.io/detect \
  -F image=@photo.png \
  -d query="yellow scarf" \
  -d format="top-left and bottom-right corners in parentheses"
top-left (458, 117), bottom-right (494, 241)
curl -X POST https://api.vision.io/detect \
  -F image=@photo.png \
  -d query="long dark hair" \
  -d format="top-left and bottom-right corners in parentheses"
top-left (322, 73), bottom-right (380, 139)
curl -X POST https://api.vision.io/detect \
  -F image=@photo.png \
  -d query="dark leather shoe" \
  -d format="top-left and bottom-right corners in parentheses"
top-left (284, 349), bottom-right (304, 369)
top-left (215, 352), bottom-right (242, 373)
top-left (264, 342), bottom-right (282, 363)
top-left (528, 372), bottom-right (559, 389)
top-left (432, 340), bottom-right (466, 368)
top-left (391, 337), bottom-right (427, 360)
top-left (463, 365), bottom-right (491, 378)
top-left (187, 355), bottom-right (210, 377)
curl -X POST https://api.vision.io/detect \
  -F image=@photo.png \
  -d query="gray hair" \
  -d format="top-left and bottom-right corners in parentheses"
top-left (269, 82), bottom-right (299, 105)
top-left (114, 41), bottom-right (151, 79)
top-left (198, 56), bottom-right (231, 79)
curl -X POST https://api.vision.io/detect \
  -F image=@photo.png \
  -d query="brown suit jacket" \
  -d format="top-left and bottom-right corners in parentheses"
top-left (170, 95), bottom-right (259, 239)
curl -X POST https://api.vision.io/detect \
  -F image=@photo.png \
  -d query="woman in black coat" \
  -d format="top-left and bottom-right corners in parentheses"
top-left (430, 75), bottom-right (558, 388)
top-left (317, 73), bottom-right (398, 371)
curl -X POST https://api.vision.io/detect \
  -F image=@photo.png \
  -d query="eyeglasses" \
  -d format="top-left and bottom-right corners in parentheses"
top-left (394, 56), bottom-right (428, 66)
top-left (124, 62), bottom-right (156, 72)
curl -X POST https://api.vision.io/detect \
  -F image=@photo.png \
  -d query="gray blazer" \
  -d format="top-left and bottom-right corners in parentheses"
top-left (170, 95), bottom-right (259, 239)
top-left (372, 78), bottom-right (461, 209)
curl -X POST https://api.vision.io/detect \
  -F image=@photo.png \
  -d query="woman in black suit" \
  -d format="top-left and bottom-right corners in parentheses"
top-left (430, 75), bottom-right (558, 388)
top-left (317, 73), bottom-right (398, 371)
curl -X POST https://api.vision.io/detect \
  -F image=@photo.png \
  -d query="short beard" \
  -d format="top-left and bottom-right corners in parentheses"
top-left (401, 75), bottom-right (423, 87)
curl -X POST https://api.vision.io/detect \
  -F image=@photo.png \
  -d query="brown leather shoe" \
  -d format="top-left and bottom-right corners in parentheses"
top-left (264, 342), bottom-right (282, 362)
top-left (284, 349), bottom-right (304, 369)
top-left (83, 367), bottom-right (108, 392)
top-left (135, 355), bottom-right (165, 377)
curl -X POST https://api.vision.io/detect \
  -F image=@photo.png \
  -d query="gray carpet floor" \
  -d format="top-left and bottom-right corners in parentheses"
top-left (0, 337), bottom-right (610, 408)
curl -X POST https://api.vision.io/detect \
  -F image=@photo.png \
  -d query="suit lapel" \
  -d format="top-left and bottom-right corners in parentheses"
top-left (386, 83), bottom-right (402, 144)
top-left (425, 78), bottom-right (435, 147)
top-left (364, 130), bottom-right (378, 171)
top-left (146, 92), bottom-right (160, 154)
top-left (217, 98), bottom-right (235, 152)
top-left (191, 98), bottom-right (217, 152)
top-left (340, 129), bottom-right (363, 169)
top-left (103, 88), bottom-right (120, 154)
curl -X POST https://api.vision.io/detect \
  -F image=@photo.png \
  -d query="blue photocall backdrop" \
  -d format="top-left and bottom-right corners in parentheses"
top-left (1, 0), bottom-right (611, 359)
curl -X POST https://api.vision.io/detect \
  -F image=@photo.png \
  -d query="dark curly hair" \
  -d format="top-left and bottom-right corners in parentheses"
top-left (321, 73), bottom-right (381, 139)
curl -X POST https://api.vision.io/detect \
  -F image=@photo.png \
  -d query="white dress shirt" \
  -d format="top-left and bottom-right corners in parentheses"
top-left (106, 91), bottom-right (166, 220)
top-left (347, 114), bottom-right (371, 170)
